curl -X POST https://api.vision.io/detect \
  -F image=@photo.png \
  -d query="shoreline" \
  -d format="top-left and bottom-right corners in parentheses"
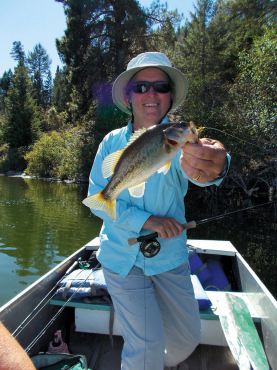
top-left (0, 171), bottom-right (88, 184)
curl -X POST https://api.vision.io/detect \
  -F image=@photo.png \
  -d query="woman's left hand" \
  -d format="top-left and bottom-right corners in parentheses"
top-left (180, 138), bottom-right (227, 183)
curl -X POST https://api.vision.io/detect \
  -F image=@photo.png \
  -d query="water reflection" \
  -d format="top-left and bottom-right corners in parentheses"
top-left (0, 176), bottom-right (101, 305)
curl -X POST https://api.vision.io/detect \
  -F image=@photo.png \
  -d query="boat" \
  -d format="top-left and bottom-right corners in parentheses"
top-left (0, 237), bottom-right (276, 370)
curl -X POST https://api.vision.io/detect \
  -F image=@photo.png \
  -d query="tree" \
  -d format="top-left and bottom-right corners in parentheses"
top-left (52, 66), bottom-right (70, 113)
top-left (174, 0), bottom-right (215, 122)
top-left (147, 16), bottom-right (178, 58)
top-left (223, 26), bottom-right (277, 158)
top-left (0, 70), bottom-right (13, 112)
top-left (10, 41), bottom-right (25, 65)
top-left (27, 43), bottom-right (52, 108)
top-left (4, 65), bottom-right (39, 148)
top-left (55, 0), bottom-right (148, 120)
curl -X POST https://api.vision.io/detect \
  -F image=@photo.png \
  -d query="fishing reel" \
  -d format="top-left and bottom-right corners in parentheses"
top-left (137, 232), bottom-right (161, 258)
top-left (140, 238), bottom-right (161, 258)
top-left (128, 232), bottom-right (161, 258)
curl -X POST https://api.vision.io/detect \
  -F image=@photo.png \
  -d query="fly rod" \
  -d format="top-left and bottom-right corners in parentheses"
top-left (128, 200), bottom-right (276, 246)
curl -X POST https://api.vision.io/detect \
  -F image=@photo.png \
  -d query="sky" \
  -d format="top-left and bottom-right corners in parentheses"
top-left (0, 0), bottom-right (196, 77)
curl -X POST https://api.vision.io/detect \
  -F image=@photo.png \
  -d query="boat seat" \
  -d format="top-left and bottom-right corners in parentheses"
top-left (50, 274), bottom-right (212, 313)
top-left (50, 291), bottom-right (261, 346)
top-left (50, 290), bottom-right (261, 322)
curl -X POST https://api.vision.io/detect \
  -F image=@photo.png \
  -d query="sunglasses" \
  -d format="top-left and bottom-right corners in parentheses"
top-left (127, 81), bottom-right (171, 94)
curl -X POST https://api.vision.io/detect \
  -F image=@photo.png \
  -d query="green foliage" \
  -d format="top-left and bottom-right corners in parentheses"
top-left (0, 145), bottom-right (28, 172)
top-left (0, 0), bottom-right (276, 194)
top-left (3, 65), bottom-right (40, 149)
top-left (52, 67), bottom-right (70, 112)
top-left (45, 106), bottom-right (67, 131)
top-left (24, 128), bottom-right (83, 180)
top-left (226, 26), bottom-right (276, 141)
top-left (0, 69), bottom-right (13, 112)
top-left (0, 143), bottom-right (9, 172)
top-left (56, 0), bottom-right (148, 120)
top-left (10, 41), bottom-right (25, 65)
top-left (219, 26), bottom-right (277, 190)
top-left (27, 43), bottom-right (52, 108)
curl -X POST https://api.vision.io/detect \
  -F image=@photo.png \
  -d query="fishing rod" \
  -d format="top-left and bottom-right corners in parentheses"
top-left (128, 200), bottom-right (276, 255)
top-left (24, 263), bottom-right (101, 353)
top-left (200, 126), bottom-right (276, 154)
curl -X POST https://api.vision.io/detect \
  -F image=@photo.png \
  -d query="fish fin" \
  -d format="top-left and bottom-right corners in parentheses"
top-left (102, 128), bottom-right (148, 178)
top-left (82, 192), bottom-right (116, 220)
top-left (102, 149), bottom-right (124, 178)
top-left (157, 161), bottom-right (171, 175)
top-left (125, 127), bottom-right (148, 148)
top-left (128, 182), bottom-right (146, 198)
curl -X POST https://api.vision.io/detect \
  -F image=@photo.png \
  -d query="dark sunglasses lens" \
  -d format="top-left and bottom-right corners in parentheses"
top-left (154, 82), bottom-right (171, 93)
top-left (132, 82), bottom-right (149, 93)
top-left (131, 81), bottom-right (171, 94)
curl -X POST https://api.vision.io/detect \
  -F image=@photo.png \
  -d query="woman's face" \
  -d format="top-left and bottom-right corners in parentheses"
top-left (126, 68), bottom-right (172, 130)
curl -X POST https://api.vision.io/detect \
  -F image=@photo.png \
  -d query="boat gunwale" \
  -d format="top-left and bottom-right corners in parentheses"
top-left (0, 238), bottom-right (276, 368)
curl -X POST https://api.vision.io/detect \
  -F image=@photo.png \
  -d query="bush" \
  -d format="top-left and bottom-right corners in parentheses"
top-left (24, 128), bottom-right (83, 180)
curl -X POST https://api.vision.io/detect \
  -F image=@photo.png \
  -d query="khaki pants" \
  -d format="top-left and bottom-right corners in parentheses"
top-left (103, 263), bottom-right (201, 370)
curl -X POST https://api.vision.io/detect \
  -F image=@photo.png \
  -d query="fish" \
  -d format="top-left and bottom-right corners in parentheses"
top-left (82, 121), bottom-right (199, 220)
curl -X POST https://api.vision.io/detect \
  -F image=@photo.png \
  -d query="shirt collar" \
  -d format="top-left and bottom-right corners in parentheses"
top-left (127, 115), bottom-right (169, 134)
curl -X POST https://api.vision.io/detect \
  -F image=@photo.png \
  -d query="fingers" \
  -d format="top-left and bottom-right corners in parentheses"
top-left (143, 216), bottom-right (183, 239)
top-left (184, 138), bottom-right (226, 161)
top-left (181, 138), bottom-right (227, 182)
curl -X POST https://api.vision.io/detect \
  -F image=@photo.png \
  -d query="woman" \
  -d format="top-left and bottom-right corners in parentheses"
top-left (86, 52), bottom-right (228, 369)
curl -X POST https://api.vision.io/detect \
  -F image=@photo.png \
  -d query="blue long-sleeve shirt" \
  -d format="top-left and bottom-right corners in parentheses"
top-left (88, 119), bottom-right (229, 276)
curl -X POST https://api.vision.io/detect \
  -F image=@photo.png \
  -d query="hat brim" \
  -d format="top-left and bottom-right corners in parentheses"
top-left (112, 66), bottom-right (188, 114)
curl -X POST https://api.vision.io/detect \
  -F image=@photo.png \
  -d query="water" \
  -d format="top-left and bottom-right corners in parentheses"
top-left (0, 176), bottom-right (101, 305)
top-left (0, 176), bottom-right (276, 306)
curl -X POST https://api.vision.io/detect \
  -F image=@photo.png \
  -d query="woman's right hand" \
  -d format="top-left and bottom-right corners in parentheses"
top-left (143, 216), bottom-right (184, 239)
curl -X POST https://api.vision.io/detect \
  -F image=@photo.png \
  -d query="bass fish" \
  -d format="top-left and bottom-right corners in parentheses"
top-left (82, 121), bottom-right (198, 220)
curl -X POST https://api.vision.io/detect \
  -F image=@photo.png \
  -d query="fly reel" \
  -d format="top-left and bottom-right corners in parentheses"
top-left (140, 238), bottom-right (161, 258)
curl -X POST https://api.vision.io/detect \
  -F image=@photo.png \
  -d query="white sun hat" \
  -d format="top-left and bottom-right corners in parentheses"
top-left (112, 52), bottom-right (188, 114)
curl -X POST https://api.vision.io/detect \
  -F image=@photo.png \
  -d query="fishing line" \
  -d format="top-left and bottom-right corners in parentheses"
top-left (12, 260), bottom-right (79, 338)
top-left (128, 201), bottom-right (276, 246)
top-left (143, 258), bottom-right (147, 370)
top-left (25, 265), bottom-right (99, 353)
top-left (20, 263), bottom-right (100, 352)
top-left (200, 126), bottom-right (275, 154)
top-left (193, 200), bottom-right (276, 226)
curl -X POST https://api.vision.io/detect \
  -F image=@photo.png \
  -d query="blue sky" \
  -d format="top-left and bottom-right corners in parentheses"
top-left (0, 0), bottom-right (196, 77)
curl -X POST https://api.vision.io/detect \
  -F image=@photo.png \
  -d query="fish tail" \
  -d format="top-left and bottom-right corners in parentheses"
top-left (82, 192), bottom-right (116, 220)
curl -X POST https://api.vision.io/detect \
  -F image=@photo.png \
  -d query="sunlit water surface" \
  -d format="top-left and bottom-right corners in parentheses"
top-left (0, 176), bottom-right (101, 305)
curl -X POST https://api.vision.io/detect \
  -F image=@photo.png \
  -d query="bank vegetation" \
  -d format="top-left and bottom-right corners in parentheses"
top-left (0, 0), bottom-right (276, 198)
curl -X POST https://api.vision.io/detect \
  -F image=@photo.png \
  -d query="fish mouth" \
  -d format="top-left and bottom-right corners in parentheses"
top-left (166, 138), bottom-right (178, 146)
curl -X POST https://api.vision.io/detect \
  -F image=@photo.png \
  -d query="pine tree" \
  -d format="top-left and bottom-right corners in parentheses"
top-left (0, 70), bottom-right (13, 112)
top-left (4, 65), bottom-right (39, 148)
top-left (52, 66), bottom-right (70, 113)
top-left (55, 0), bottom-right (148, 120)
top-left (175, 0), bottom-right (215, 122)
top-left (10, 41), bottom-right (25, 65)
top-left (27, 43), bottom-right (52, 108)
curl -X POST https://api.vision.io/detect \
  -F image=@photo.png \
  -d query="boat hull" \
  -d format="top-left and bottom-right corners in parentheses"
top-left (0, 239), bottom-right (276, 369)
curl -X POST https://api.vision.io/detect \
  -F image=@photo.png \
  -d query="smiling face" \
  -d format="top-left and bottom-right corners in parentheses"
top-left (125, 68), bottom-right (172, 130)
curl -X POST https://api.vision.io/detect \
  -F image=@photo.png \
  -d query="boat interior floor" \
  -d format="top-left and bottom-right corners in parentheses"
top-left (69, 327), bottom-right (239, 370)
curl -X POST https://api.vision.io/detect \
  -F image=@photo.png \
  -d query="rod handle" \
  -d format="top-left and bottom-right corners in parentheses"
top-left (128, 221), bottom-right (197, 246)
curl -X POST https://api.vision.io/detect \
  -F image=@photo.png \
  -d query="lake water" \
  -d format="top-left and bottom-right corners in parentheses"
top-left (0, 175), bottom-right (276, 306)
